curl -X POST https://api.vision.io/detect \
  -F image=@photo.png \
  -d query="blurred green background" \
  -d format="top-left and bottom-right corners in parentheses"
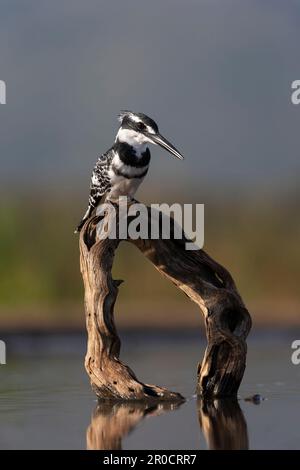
top-left (1, 0), bottom-right (300, 329)
top-left (1, 186), bottom-right (299, 329)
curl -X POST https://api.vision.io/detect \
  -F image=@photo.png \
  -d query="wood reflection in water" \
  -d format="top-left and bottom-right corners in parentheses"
top-left (87, 401), bottom-right (183, 450)
top-left (198, 398), bottom-right (249, 450)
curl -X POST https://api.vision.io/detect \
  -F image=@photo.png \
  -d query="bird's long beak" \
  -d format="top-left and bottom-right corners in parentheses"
top-left (147, 133), bottom-right (184, 160)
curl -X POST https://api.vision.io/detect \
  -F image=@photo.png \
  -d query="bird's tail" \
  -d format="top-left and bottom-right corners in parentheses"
top-left (74, 218), bottom-right (87, 234)
top-left (74, 205), bottom-right (94, 234)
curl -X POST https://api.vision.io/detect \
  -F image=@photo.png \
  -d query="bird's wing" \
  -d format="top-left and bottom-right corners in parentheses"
top-left (89, 148), bottom-right (114, 207)
top-left (95, 149), bottom-right (112, 166)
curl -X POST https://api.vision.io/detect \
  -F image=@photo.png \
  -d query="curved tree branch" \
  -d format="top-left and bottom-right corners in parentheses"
top-left (79, 201), bottom-right (251, 400)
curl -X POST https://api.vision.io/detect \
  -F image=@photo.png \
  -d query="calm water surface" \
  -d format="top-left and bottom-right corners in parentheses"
top-left (0, 330), bottom-right (299, 449)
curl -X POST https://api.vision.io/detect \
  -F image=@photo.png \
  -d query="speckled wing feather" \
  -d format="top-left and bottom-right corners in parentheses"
top-left (89, 148), bottom-right (114, 208)
top-left (75, 148), bottom-right (114, 232)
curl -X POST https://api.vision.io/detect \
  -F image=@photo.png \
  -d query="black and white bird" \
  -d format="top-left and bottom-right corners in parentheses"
top-left (75, 111), bottom-right (184, 233)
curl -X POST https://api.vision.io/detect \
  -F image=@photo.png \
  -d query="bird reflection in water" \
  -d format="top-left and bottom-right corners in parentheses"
top-left (198, 398), bottom-right (249, 450)
top-left (87, 401), bottom-right (183, 450)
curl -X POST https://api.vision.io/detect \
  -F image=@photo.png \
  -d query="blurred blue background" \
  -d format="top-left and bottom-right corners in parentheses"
top-left (0, 0), bottom-right (300, 328)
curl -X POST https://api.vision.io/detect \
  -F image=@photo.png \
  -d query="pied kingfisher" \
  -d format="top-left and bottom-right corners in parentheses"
top-left (75, 111), bottom-right (184, 233)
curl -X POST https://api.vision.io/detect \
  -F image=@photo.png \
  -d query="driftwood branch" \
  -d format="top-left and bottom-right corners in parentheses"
top-left (79, 201), bottom-right (251, 400)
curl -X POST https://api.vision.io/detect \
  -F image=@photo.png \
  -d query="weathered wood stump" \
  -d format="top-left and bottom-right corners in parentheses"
top-left (79, 201), bottom-right (251, 400)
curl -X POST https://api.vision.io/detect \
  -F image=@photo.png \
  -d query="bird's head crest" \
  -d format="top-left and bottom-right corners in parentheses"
top-left (118, 110), bottom-right (134, 123)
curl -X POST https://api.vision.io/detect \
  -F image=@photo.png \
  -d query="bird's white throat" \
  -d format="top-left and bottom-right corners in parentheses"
top-left (116, 128), bottom-right (152, 156)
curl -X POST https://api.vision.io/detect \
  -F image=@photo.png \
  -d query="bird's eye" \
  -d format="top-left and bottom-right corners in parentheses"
top-left (136, 122), bottom-right (146, 131)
